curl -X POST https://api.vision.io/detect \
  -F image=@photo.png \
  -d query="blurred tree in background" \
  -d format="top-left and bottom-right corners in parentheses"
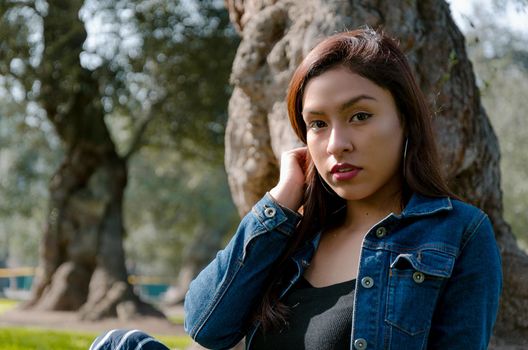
top-left (0, 0), bottom-right (238, 319)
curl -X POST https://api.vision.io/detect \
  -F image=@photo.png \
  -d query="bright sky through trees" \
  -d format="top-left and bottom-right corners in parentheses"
top-left (448, 0), bottom-right (528, 34)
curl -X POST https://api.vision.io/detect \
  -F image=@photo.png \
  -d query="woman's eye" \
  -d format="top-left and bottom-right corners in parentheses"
top-left (309, 120), bottom-right (327, 131)
top-left (350, 112), bottom-right (372, 122)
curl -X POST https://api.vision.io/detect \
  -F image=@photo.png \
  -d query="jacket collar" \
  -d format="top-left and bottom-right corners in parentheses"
top-left (292, 193), bottom-right (453, 263)
top-left (400, 193), bottom-right (452, 218)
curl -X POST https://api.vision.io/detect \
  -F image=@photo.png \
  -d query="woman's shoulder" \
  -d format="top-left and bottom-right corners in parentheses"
top-left (407, 192), bottom-right (487, 220)
top-left (402, 194), bottom-right (496, 256)
top-left (429, 194), bottom-right (491, 234)
top-left (447, 198), bottom-right (495, 246)
top-left (447, 197), bottom-right (488, 223)
top-left (405, 193), bottom-right (492, 242)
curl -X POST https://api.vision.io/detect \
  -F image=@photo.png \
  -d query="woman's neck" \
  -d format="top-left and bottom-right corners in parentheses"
top-left (343, 189), bottom-right (403, 232)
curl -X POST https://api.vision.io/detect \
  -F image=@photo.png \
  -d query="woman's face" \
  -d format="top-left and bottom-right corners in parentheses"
top-left (302, 66), bottom-right (404, 203)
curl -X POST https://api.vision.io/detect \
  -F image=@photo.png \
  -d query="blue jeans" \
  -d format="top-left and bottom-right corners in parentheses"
top-left (89, 329), bottom-right (169, 350)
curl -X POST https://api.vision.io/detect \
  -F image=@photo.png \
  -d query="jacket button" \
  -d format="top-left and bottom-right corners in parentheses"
top-left (361, 276), bottom-right (374, 289)
top-left (413, 271), bottom-right (425, 283)
top-left (375, 226), bottom-right (387, 238)
top-left (354, 338), bottom-right (368, 349)
top-left (264, 207), bottom-right (276, 218)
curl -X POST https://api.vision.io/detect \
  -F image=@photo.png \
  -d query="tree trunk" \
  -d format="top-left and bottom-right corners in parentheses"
top-left (224, 0), bottom-right (528, 347)
top-left (24, 0), bottom-right (162, 321)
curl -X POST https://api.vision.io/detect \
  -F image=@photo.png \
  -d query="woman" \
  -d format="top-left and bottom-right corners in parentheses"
top-left (185, 27), bottom-right (502, 350)
top-left (91, 28), bottom-right (502, 350)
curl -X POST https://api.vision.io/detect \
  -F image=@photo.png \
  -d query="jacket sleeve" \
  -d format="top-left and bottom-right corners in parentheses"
top-left (183, 193), bottom-right (301, 349)
top-left (428, 212), bottom-right (502, 349)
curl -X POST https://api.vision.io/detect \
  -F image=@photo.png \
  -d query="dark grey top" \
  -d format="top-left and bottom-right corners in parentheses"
top-left (250, 276), bottom-right (356, 350)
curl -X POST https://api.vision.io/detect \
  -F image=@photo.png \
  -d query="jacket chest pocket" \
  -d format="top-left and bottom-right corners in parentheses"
top-left (385, 249), bottom-right (455, 336)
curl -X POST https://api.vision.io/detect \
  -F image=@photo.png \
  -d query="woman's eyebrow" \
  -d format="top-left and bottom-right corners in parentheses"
top-left (339, 94), bottom-right (376, 112)
top-left (302, 94), bottom-right (376, 116)
top-left (302, 109), bottom-right (325, 116)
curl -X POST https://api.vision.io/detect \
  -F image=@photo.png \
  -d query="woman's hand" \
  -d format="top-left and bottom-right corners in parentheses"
top-left (269, 147), bottom-right (307, 212)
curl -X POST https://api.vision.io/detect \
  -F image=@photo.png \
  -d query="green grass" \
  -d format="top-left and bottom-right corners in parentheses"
top-left (0, 327), bottom-right (192, 350)
top-left (0, 299), bottom-right (19, 314)
top-left (0, 328), bottom-right (98, 350)
top-left (0, 299), bottom-right (192, 349)
top-left (168, 314), bottom-right (184, 325)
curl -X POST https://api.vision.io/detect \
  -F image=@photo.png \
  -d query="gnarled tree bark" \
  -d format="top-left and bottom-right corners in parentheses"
top-left (224, 0), bottom-right (527, 348)
top-left (24, 0), bottom-right (162, 321)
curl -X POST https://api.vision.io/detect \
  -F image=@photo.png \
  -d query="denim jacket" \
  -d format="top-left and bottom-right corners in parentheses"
top-left (184, 193), bottom-right (502, 350)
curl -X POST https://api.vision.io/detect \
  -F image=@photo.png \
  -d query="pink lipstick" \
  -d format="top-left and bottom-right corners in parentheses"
top-left (330, 163), bottom-right (362, 181)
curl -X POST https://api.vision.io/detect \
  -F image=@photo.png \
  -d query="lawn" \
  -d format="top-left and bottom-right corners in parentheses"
top-left (0, 299), bottom-right (18, 314)
top-left (0, 327), bottom-right (192, 350)
top-left (0, 299), bottom-right (192, 350)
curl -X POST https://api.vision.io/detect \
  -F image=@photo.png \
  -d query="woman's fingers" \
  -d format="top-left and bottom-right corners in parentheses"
top-left (270, 147), bottom-right (308, 212)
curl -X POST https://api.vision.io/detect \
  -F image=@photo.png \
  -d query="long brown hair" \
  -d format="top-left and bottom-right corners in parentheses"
top-left (253, 27), bottom-right (454, 331)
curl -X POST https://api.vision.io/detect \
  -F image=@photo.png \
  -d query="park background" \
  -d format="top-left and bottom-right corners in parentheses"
top-left (0, 0), bottom-right (527, 349)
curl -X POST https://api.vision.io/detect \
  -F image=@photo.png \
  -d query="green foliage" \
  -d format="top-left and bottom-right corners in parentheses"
top-left (133, 0), bottom-right (238, 160)
top-left (0, 99), bottom-right (60, 266)
top-left (463, 3), bottom-right (528, 245)
top-left (0, 0), bottom-right (43, 109)
top-left (0, 0), bottom-right (239, 277)
top-left (0, 327), bottom-right (191, 350)
top-left (124, 146), bottom-right (238, 276)
top-left (83, 0), bottom-right (239, 164)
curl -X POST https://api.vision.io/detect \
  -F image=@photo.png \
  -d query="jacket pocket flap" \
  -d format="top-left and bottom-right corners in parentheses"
top-left (390, 250), bottom-right (455, 278)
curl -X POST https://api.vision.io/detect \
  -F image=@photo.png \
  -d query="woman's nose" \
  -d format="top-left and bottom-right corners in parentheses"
top-left (326, 126), bottom-right (352, 155)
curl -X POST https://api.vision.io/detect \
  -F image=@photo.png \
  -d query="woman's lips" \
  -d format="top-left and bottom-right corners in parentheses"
top-left (330, 163), bottom-right (362, 181)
